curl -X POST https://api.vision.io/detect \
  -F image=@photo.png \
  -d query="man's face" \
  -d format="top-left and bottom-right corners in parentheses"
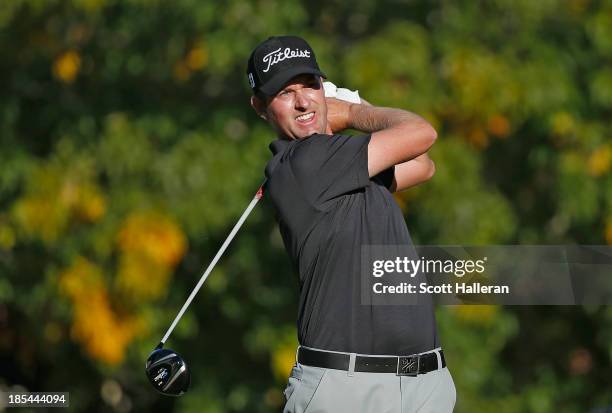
top-left (259, 74), bottom-right (330, 140)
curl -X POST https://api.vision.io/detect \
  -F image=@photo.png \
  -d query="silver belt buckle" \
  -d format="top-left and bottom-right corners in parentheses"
top-left (397, 355), bottom-right (420, 376)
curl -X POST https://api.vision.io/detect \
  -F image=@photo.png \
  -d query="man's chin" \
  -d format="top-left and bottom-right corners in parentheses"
top-left (295, 126), bottom-right (325, 139)
top-left (281, 123), bottom-right (327, 140)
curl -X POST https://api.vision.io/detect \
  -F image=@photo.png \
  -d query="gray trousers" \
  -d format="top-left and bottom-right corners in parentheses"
top-left (282, 347), bottom-right (456, 413)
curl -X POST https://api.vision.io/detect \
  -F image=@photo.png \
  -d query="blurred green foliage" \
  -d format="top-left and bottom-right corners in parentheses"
top-left (0, 0), bottom-right (611, 412)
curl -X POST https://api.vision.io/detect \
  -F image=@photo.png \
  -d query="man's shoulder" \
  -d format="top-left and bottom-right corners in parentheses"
top-left (301, 133), bottom-right (352, 143)
top-left (294, 133), bottom-right (369, 151)
top-left (265, 133), bottom-right (370, 177)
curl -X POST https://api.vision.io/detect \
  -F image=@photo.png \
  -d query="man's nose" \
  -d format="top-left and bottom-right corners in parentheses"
top-left (294, 90), bottom-right (310, 109)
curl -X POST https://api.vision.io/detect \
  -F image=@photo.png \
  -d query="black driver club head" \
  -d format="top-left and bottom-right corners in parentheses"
top-left (145, 343), bottom-right (190, 396)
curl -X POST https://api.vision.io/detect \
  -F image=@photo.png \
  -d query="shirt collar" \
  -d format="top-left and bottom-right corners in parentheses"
top-left (266, 139), bottom-right (293, 178)
top-left (269, 138), bottom-right (292, 155)
top-left (269, 133), bottom-right (326, 154)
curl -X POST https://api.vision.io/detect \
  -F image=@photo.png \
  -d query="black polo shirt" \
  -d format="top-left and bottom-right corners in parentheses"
top-left (265, 133), bottom-right (439, 355)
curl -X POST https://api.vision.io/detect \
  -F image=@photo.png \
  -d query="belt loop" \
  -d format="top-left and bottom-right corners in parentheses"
top-left (347, 353), bottom-right (356, 377)
top-left (295, 345), bottom-right (301, 366)
top-left (435, 349), bottom-right (442, 369)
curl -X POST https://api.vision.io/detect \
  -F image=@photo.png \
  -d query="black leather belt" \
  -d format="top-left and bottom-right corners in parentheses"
top-left (297, 346), bottom-right (445, 376)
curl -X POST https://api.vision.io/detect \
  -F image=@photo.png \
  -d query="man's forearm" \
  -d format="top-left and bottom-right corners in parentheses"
top-left (348, 104), bottom-right (429, 134)
top-left (353, 102), bottom-right (437, 177)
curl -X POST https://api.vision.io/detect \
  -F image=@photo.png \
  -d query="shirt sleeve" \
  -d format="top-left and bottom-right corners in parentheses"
top-left (290, 133), bottom-right (371, 207)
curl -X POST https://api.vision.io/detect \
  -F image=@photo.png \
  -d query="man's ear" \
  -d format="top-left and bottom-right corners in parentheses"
top-left (250, 95), bottom-right (267, 120)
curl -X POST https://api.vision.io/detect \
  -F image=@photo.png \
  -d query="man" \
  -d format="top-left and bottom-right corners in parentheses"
top-left (247, 36), bottom-right (456, 413)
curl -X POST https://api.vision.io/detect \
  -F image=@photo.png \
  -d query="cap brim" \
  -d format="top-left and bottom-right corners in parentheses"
top-left (258, 66), bottom-right (327, 96)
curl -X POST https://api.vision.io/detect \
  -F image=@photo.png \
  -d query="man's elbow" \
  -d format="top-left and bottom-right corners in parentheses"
top-left (422, 123), bottom-right (438, 151)
top-left (399, 121), bottom-right (437, 157)
top-left (411, 159), bottom-right (436, 187)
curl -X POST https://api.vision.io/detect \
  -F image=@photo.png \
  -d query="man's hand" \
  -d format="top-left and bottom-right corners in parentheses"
top-left (326, 98), bottom-right (374, 133)
top-left (325, 97), bottom-right (353, 133)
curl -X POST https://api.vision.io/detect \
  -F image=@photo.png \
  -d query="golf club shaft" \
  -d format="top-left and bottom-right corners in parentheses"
top-left (160, 183), bottom-right (266, 345)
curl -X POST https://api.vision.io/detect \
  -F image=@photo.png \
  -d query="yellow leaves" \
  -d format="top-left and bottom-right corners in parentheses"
top-left (14, 194), bottom-right (69, 243)
top-left (186, 44), bottom-right (208, 71)
top-left (59, 257), bottom-right (143, 365)
top-left (79, 189), bottom-right (106, 221)
top-left (71, 289), bottom-right (142, 365)
top-left (53, 50), bottom-right (81, 83)
top-left (117, 212), bottom-right (187, 268)
top-left (447, 113), bottom-right (511, 150)
top-left (59, 256), bottom-right (105, 297)
top-left (487, 114), bottom-right (511, 138)
top-left (271, 341), bottom-right (297, 382)
top-left (57, 210), bottom-right (186, 365)
top-left (116, 211), bottom-right (186, 301)
top-left (116, 252), bottom-right (172, 301)
top-left (462, 113), bottom-right (512, 148)
top-left (12, 164), bottom-right (68, 242)
top-left (60, 180), bottom-right (107, 222)
top-left (173, 42), bottom-right (208, 82)
top-left (451, 305), bottom-right (499, 326)
top-left (587, 145), bottom-right (611, 177)
top-left (13, 166), bottom-right (106, 243)
top-left (467, 127), bottom-right (488, 149)
top-left (266, 328), bottom-right (300, 383)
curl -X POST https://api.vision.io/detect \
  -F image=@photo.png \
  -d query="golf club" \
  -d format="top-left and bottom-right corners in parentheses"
top-left (146, 184), bottom-right (265, 396)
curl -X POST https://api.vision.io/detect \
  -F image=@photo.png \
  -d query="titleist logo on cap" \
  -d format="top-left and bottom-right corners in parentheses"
top-left (262, 47), bottom-right (311, 73)
top-left (247, 36), bottom-right (325, 96)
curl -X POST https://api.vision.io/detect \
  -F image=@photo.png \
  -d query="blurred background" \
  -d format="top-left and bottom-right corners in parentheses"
top-left (1, 0), bottom-right (611, 411)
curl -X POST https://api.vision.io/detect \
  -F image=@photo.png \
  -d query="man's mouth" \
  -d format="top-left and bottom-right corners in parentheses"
top-left (295, 112), bottom-right (315, 124)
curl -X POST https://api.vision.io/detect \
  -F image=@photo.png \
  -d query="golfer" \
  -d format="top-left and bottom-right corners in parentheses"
top-left (247, 36), bottom-right (456, 413)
